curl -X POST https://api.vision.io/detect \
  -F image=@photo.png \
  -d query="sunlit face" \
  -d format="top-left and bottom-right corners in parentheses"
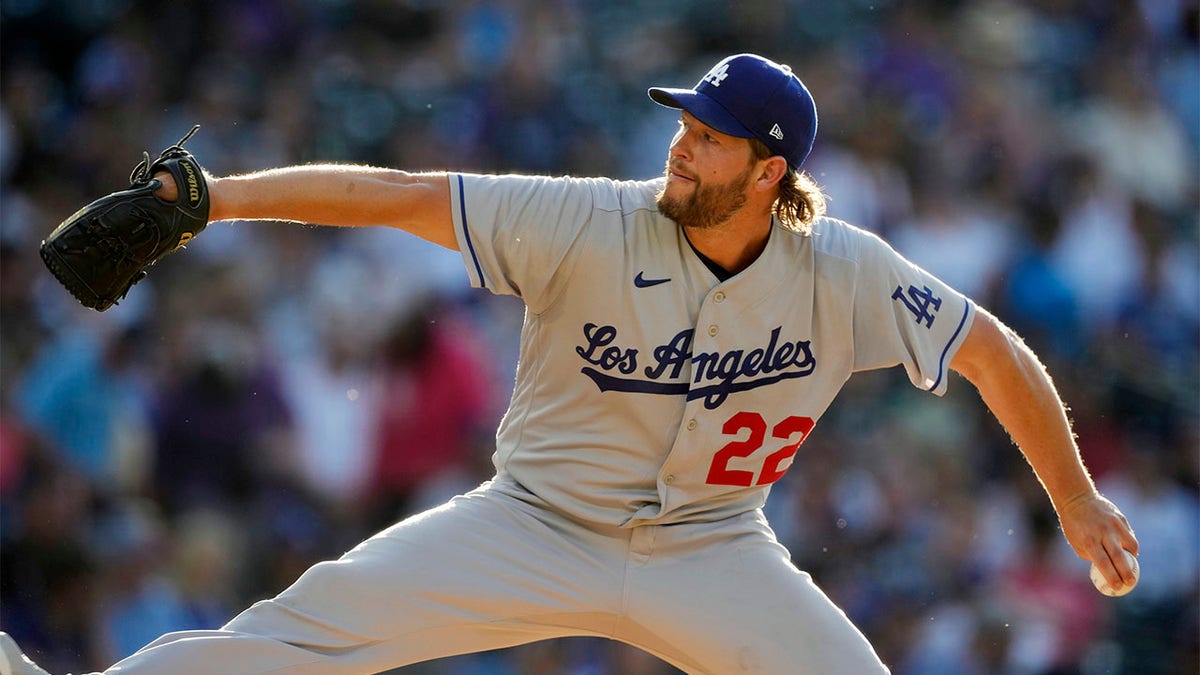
top-left (655, 111), bottom-right (757, 230)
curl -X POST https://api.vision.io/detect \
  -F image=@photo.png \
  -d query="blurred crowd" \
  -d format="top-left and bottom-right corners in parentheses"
top-left (1, 1), bottom-right (1197, 674)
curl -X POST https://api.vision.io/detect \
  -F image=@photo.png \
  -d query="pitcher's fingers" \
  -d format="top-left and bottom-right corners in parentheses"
top-left (155, 171), bottom-right (179, 201)
top-left (1088, 539), bottom-right (1119, 587)
top-left (1101, 540), bottom-right (1137, 587)
top-left (1116, 514), bottom-right (1138, 557)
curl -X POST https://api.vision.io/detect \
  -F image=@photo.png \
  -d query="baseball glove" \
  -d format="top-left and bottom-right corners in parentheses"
top-left (40, 125), bottom-right (210, 311)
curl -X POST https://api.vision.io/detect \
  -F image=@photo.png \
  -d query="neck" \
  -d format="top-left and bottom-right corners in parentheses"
top-left (683, 211), bottom-right (773, 275)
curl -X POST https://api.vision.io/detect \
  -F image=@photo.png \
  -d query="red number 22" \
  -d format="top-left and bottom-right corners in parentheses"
top-left (705, 412), bottom-right (815, 486)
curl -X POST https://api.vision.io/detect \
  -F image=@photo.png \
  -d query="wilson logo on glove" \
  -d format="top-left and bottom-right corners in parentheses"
top-left (180, 158), bottom-right (203, 208)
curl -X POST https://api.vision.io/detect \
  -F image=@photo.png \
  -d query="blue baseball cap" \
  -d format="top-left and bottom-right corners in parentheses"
top-left (648, 53), bottom-right (818, 170)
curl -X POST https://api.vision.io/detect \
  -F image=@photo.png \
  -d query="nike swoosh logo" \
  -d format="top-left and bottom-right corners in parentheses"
top-left (634, 272), bottom-right (671, 288)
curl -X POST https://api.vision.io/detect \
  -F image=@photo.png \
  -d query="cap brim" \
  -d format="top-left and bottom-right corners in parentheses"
top-left (647, 87), bottom-right (755, 139)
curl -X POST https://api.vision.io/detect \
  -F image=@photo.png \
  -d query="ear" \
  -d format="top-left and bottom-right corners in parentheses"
top-left (754, 156), bottom-right (789, 192)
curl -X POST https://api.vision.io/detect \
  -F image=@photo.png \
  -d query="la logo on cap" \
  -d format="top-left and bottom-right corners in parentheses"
top-left (703, 63), bottom-right (730, 87)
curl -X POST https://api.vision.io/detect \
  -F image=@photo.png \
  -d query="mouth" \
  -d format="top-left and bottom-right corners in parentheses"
top-left (666, 165), bottom-right (696, 183)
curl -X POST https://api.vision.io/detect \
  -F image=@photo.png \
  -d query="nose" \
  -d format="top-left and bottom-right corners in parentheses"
top-left (668, 128), bottom-right (692, 161)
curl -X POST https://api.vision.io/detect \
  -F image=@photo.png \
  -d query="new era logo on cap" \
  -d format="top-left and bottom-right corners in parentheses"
top-left (648, 53), bottom-right (818, 170)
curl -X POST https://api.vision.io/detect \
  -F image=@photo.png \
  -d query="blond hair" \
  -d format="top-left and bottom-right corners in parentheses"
top-left (750, 139), bottom-right (826, 235)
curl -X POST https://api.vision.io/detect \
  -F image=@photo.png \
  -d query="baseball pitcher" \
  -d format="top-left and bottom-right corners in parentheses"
top-left (12, 53), bottom-right (1138, 675)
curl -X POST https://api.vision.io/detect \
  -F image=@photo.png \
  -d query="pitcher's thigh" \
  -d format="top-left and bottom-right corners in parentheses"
top-left (105, 490), bottom-right (599, 675)
top-left (227, 487), bottom-right (618, 656)
top-left (626, 534), bottom-right (889, 674)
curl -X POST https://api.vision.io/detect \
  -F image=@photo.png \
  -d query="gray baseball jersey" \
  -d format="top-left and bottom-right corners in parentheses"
top-left (449, 172), bottom-right (974, 527)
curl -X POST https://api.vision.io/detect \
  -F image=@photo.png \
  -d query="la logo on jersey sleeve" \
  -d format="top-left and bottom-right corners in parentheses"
top-left (892, 284), bottom-right (942, 328)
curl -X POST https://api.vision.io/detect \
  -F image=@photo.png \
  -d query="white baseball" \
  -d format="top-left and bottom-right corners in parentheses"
top-left (1089, 549), bottom-right (1139, 597)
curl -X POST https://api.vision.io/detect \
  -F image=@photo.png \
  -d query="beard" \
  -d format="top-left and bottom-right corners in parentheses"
top-left (656, 163), bottom-right (753, 230)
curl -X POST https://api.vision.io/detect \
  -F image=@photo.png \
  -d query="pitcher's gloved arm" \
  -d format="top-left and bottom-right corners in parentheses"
top-left (158, 165), bottom-right (456, 250)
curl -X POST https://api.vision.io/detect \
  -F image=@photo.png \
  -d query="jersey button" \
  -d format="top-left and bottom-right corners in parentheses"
top-left (664, 474), bottom-right (675, 485)
top-left (686, 419), bottom-right (697, 430)
top-left (714, 291), bottom-right (726, 303)
top-left (708, 325), bottom-right (719, 336)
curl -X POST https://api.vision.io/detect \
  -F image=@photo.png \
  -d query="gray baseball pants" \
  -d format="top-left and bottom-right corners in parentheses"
top-left (100, 480), bottom-right (888, 674)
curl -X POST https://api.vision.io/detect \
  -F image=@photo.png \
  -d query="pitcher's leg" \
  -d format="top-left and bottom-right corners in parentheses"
top-left (105, 623), bottom-right (577, 675)
top-left (621, 512), bottom-right (889, 675)
top-left (104, 483), bottom-right (625, 674)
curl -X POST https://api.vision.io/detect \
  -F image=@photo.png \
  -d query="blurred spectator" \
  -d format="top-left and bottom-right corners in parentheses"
top-left (169, 508), bottom-right (244, 632)
top-left (1048, 156), bottom-right (1146, 333)
top-left (0, 453), bottom-right (100, 673)
top-left (808, 103), bottom-right (912, 235)
top-left (368, 297), bottom-right (496, 526)
top-left (1098, 440), bottom-right (1200, 674)
top-left (0, 239), bottom-right (47, 398)
top-left (90, 499), bottom-right (190, 665)
top-left (1109, 200), bottom-right (1200, 421)
top-left (899, 595), bottom-right (1016, 675)
top-left (996, 196), bottom-right (1084, 358)
top-left (14, 324), bottom-right (154, 490)
top-left (889, 172), bottom-right (1016, 301)
top-left (993, 507), bottom-right (1104, 674)
top-left (152, 317), bottom-right (293, 517)
top-left (275, 302), bottom-right (379, 517)
top-left (1069, 57), bottom-right (1195, 212)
